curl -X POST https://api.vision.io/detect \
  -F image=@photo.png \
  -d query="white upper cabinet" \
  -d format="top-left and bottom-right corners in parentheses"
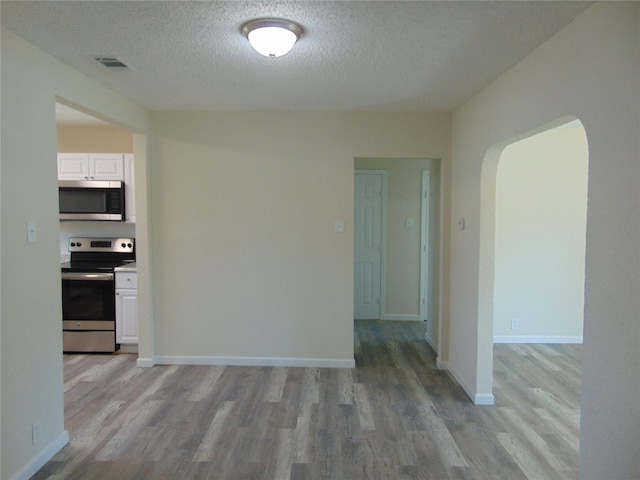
top-left (58, 153), bottom-right (124, 180)
top-left (90, 154), bottom-right (124, 180)
top-left (57, 153), bottom-right (89, 179)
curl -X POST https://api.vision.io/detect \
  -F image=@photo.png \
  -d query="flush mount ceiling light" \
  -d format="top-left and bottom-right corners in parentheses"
top-left (241, 18), bottom-right (303, 58)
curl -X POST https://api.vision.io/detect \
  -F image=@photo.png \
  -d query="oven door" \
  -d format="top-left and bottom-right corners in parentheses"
top-left (62, 272), bottom-right (116, 352)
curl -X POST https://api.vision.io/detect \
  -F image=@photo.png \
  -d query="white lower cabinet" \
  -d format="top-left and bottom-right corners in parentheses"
top-left (115, 272), bottom-right (138, 344)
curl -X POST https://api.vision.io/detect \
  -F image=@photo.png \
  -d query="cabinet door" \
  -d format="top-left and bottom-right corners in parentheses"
top-left (89, 154), bottom-right (124, 180)
top-left (124, 154), bottom-right (136, 222)
top-left (58, 153), bottom-right (90, 180)
top-left (116, 289), bottom-right (138, 344)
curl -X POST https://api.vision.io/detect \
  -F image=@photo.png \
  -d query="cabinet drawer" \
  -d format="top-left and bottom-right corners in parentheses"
top-left (116, 272), bottom-right (137, 289)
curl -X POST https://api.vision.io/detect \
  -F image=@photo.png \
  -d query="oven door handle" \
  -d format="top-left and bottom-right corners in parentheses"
top-left (62, 272), bottom-right (114, 281)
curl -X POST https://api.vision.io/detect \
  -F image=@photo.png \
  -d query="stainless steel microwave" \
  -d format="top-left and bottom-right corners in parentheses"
top-left (59, 180), bottom-right (125, 221)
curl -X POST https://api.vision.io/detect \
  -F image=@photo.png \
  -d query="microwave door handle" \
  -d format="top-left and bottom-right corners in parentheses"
top-left (62, 272), bottom-right (114, 281)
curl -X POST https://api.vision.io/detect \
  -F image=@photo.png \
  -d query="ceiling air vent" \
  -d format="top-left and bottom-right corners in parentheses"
top-left (94, 57), bottom-right (130, 70)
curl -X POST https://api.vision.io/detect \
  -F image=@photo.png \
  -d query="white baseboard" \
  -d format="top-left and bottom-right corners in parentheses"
top-left (10, 431), bottom-right (69, 480)
top-left (380, 314), bottom-right (422, 321)
top-left (153, 355), bottom-right (356, 369)
top-left (136, 357), bottom-right (156, 367)
top-left (436, 357), bottom-right (448, 370)
top-left (446, 363), bottom-right (495, 406)
top-left (474, 393), bottom-right (496, 405)
top-left (493, 335), bottom-right (583, 344)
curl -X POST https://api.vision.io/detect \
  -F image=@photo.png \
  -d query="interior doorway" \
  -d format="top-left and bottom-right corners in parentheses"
top-left (493, 119), bottom-right (588, 343)
top-left (477, 116), bottom-right (589, 404)
top-left (354, 158), bottom-right (442, 352)
top-left (490, 118), bottom-right (587, 463)
top-left (55, 99), bottom-right (150, 363)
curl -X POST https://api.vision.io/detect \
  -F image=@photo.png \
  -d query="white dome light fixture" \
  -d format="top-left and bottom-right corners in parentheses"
top-left (242, 18), bottom-right (303, 58)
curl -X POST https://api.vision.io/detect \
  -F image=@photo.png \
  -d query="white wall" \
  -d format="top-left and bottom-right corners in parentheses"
top-left (0, 27), bottom-right (148, 480)
top-left (451, 3), bottom-right (639, 478)
top-left (57, 125), bottom-right (133, 153)
top-left (149, 112), bottom-right (450, 365)
top-left (493, 121), bottom-right (588, 341)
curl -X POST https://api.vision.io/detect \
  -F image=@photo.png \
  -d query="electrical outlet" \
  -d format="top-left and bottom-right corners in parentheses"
top-left (511, 319), bottom-right (520, 330)
top-left (32, 421), bottom-right (42, 445)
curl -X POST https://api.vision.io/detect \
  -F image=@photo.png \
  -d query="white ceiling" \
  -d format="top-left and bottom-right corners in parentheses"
top-left (2, 1), bottom-right (592, 113)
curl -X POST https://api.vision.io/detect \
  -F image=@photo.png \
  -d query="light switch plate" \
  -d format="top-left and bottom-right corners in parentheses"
top-left (26, 221), bottom-right (37, 243)
top-left (335, 219), bottom-right (345, 233)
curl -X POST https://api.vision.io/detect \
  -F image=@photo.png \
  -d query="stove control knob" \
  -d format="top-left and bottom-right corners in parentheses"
top-left (121, 243), bottom-right (126, 248)
top-left (70, 242), bottom-right (75, 247)
top-left (76, 242), bottom-right (82, 247)
top-left (127, 243), bottom-right (133, 248)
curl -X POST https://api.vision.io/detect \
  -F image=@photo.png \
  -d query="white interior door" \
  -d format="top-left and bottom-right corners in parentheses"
top-left (354, 172), bottom-right (383, 319)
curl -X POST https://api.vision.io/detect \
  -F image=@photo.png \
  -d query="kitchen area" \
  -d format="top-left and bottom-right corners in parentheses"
top-left (57, 104), bottom-right (138, 354)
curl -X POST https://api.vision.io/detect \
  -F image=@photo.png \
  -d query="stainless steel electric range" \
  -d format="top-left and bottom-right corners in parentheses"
top-left (61, 237), bottom-right (135, 353)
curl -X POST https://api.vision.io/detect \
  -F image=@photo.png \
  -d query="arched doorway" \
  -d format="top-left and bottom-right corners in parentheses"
top-left (477, 116), bottom-right (589, 402)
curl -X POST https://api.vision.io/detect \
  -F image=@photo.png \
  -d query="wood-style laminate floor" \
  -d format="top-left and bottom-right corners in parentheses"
top-left (32, 321), bottom-right (581, 479)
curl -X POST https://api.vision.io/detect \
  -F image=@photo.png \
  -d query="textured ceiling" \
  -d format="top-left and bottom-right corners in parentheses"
top-left (1, 1), bottom-right (592, 112)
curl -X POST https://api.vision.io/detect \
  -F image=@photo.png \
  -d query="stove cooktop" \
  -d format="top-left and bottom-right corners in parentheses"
top-left (61, 260), bottom-right (135, 272)
top-left (61, 237), bottom-right (136, 272)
